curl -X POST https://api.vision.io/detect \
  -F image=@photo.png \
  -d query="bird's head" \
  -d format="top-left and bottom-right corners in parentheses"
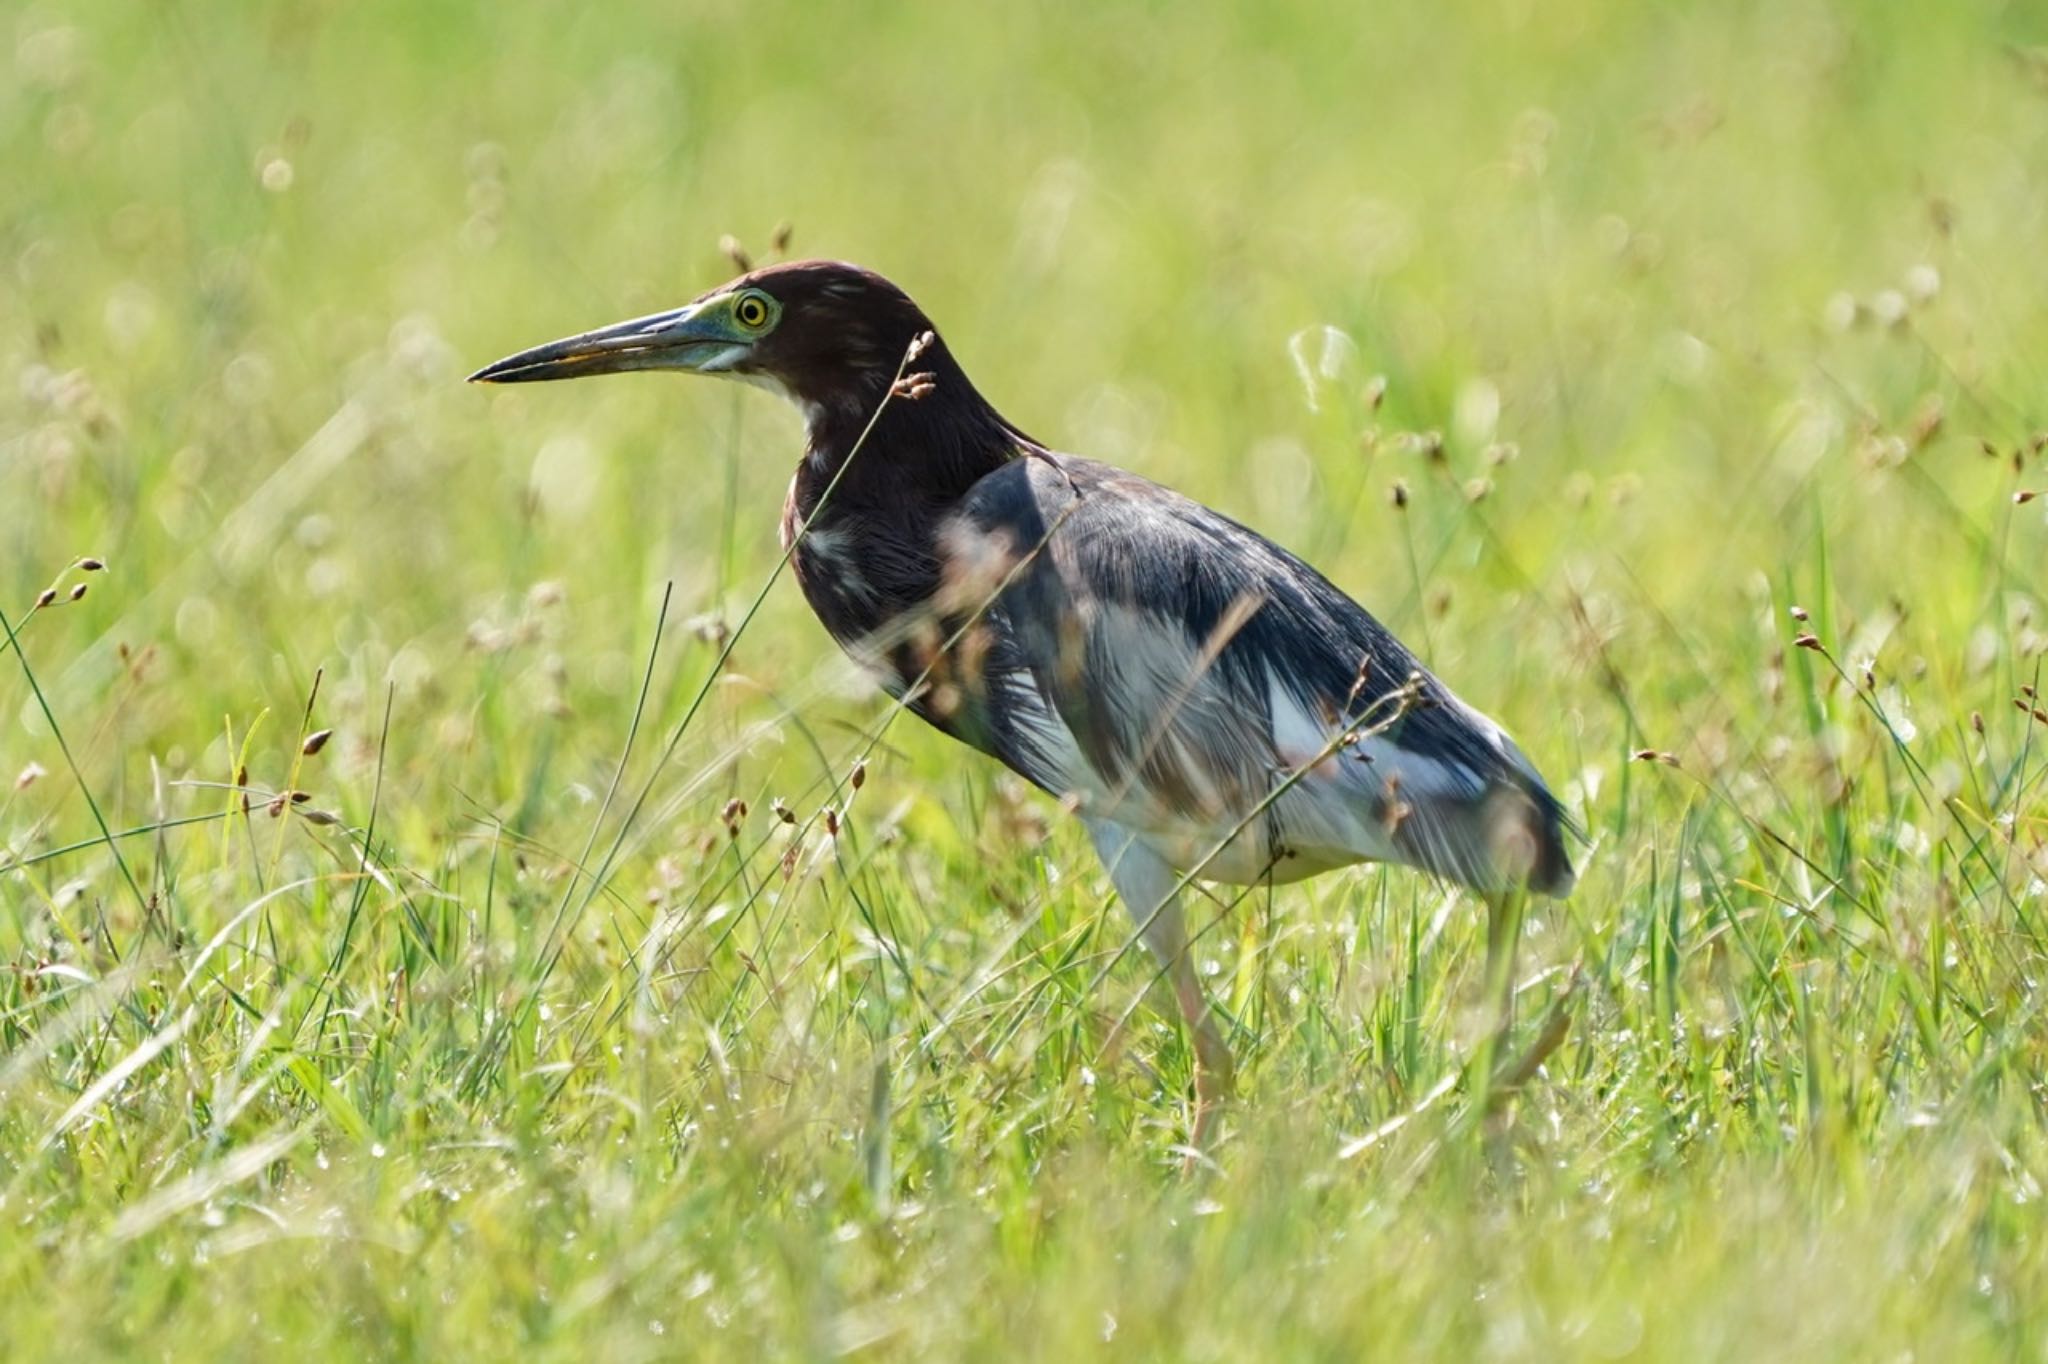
top-left (469, 259), bottom-right (949, 424)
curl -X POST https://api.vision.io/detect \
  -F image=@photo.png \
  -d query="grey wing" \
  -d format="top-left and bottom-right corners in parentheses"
top-left (940, 453), bottom-right (1576, 896)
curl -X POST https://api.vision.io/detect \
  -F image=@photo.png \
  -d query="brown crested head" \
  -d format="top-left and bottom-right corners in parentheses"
top-left (469, 258), bottom-right (986, 426)
top-left (715, 260), bottom-right (943, 413)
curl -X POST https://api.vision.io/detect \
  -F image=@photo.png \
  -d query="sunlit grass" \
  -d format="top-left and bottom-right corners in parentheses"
top-left (5, 0), bottom-right (2048, 1357)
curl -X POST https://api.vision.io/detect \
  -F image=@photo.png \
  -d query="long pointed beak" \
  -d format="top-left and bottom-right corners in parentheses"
top-left (468, 303), bottom-right (749, 384)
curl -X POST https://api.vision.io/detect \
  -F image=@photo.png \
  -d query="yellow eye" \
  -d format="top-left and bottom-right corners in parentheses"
top-left (733, 293), bottom-right (770, 329)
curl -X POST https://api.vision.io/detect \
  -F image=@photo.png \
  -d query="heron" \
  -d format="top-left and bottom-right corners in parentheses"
top-left (472, 260), bottom-right (1576, 1144)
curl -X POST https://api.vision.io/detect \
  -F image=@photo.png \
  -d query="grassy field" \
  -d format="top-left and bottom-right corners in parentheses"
top-left (6, 0), bottom-right (2048, 1357)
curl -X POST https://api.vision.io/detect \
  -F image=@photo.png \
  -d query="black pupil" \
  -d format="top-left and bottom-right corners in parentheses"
top-left (741, 299), bottom-right (762, 323)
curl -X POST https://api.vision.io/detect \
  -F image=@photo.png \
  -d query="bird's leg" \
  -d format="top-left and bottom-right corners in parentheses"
top-left (1477, 889), bottom-right (1577, 1124)
top-left (1473, 889), bottom-right (1526, 1103)
top-left (1484, 889), bottom-right (1525, 1039)
top-left (1168, 944), bottom-right (1236, 1149)
top-left (1086, 820), bottom-right (1235, 1156)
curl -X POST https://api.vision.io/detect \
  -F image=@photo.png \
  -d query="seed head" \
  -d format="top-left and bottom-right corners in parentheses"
top-left (302, 728), bottom-right (333, 756)
top-left (67, 583), bottom-right (86, 602)
top-left (891, 371), bottom-right (937, 401)
top-left (905, 330), bottom-right (935, 364)
top-left (770, 221), bottom-right (794, 254)
top-left (2016, 490), bottom-right (2039, 506)
top-left (771, 797), bottom-right (796, 825)
top-left (850, 759), bottom-right (867, 791)
top-left (687, 613), bottom-right (730, 649)
top-left (1788, 605), bottom-right (1809, 622)
top-left (1389, 480), bottom-right (1409, 510)
top-left (720, 234), bottom-right (752, 272)
top-left (33, 588), bottom-right (55, 610)
top-left (77, 557), bottom-right (105, 572)
top-left (1793, 632), bottom-right (1822, 652)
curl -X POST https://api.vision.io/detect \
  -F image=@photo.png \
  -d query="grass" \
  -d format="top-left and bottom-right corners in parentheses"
top-left (5, 0), bottom-right (2048, 1357)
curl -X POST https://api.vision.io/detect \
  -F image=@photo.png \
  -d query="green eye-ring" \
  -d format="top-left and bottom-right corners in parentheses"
top-left (733, 292), bottom-right (772, 329)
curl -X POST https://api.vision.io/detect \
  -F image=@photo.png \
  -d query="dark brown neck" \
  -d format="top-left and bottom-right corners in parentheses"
top-left (780, 359), bottom-right (1026, 648)
top-left (786, 347), bottom-right (1025, 531)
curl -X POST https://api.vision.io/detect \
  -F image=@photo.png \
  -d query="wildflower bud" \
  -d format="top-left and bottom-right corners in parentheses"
top-left (302, 728), bottom-right (333, 756)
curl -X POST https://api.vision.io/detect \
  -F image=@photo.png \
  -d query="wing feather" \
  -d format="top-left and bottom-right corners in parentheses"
top-left (937, 452), bottom-right (1575, 896)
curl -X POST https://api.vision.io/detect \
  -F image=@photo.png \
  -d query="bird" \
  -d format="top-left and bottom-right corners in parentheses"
top-left (471, 259), bottom-right (1576, 1144)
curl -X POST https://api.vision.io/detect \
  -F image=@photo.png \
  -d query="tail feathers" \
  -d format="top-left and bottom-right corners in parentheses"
top-left (1392, 780), bottom-right (1577, 899)
top-left (1525, 791), bottom-right (1578, 898)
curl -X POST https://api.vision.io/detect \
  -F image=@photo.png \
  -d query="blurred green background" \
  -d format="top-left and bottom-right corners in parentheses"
top-left (5, 0), bottom-right (2048, 1358)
